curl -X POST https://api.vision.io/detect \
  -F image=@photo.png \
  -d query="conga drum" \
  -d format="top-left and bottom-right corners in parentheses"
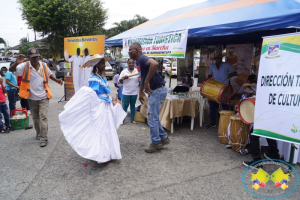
top-left (238, 97), bottom-right (256, 124)
top-left (229, 115), bottom-right (249, 152)
top-left (218, 110), bottom-right (235, 144)
top-left (200, 79), bottom-right (233, 104)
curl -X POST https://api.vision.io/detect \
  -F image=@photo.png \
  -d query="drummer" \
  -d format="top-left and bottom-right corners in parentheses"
top-left (235, 83), bottom-right (256, 114)
top-left (206, 51), bottom-right (237, 128)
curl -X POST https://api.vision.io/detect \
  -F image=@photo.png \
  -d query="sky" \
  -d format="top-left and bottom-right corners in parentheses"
top-left (0, 0), bottom-right (206, 48)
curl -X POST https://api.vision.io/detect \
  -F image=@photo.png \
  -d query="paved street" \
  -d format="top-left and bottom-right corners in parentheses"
top-left (0, 75), bottom-right (299, 200)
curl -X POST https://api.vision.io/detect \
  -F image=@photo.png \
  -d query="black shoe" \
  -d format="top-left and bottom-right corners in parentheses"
top-left (206, 121), bottom-right (216, 128)
top-left (40, 140), bottom-right (48, 147)
top-left (264, 152), bottom-right (280, 160)
top-left (36, 133), bottom-right (41, 140)
top-left (6, 127), bottom-right (14, 131)
top-left (243, 160), bottom-right (263, 169)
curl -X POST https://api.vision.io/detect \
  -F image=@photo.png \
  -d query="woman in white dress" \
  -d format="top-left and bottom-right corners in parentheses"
top-left (59, 54), bottom-right (126, 163)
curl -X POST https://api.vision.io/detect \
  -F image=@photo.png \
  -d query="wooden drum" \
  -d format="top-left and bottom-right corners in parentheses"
top-left (200, 79), bottom-right (233, 104)
top-left (218, 110), bottom-right (235, 144)
top-left (238, 97), bottom-right (256, 124)
top-left (229, 115), bottom-right (249, 152)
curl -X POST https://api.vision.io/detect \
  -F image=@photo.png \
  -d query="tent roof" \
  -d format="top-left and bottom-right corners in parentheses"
top-left (105, 0), bottom-right (300, 46)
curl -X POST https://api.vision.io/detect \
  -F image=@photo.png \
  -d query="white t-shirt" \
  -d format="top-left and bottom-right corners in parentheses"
top-left (113, 74), bottom-right (123, 87)
top-left (16, 62), bottom-right (53, 100)
top-left (119, 68), bottom-right (139, 95)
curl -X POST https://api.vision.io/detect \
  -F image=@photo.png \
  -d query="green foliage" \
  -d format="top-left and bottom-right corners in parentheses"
top-left (0, 37), bottom-right (6, 46)
top-left (107, 14), bottom-right (149, 38)
top-left (19, 37), bottom-right (29, 45)
top-left (19, 0), bottom-right (108, 57)
top-left (19, 37), bottom-right (38, 55)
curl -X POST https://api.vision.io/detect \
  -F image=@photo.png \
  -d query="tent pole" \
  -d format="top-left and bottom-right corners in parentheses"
top-left (169, 58), bottom-right (173, 88)
top-left (289, 143), bottom-right (298, 169)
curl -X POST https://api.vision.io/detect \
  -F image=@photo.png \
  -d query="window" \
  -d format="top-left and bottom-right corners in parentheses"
top-left (120, 63), bottom-right (128, 68)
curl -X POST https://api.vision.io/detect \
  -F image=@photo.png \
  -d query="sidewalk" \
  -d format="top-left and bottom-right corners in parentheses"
top-left (0, 80), bottom-right (299, 200)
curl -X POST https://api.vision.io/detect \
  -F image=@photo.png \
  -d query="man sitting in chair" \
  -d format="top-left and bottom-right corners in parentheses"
top-left (173, 72), bottom-right (194, 93)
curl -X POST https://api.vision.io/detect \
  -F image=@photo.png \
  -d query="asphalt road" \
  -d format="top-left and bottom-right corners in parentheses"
top-left (0, 75), bottom-right (299, 200)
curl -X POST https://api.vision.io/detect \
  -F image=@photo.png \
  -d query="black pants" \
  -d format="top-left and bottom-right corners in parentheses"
top-left (173, 86), bottom-right (189, 93)
top-left (20, 98), bottom-right (30, 111)
top-left (249, 127), bottom-right (279, 161)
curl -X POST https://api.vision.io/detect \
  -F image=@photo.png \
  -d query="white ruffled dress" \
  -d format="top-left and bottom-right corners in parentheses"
top-left (59, 75), bottom-right (126, 163)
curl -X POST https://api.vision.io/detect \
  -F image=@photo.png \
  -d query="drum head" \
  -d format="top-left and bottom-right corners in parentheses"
top-left (239, 100), bottom-right (255, 124)
top-left (220, 86), bottom-right (233, 104)
top-left (219, 110), bottom-right (235, 115)
top-left (230, 115), bottom-right (241, 120)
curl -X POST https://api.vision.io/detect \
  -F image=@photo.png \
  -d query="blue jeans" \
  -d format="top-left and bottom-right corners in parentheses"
top-left (117, 86), bottom-right (123, 100)
top-left (7, 89), bottom-right (17, 113)
top-left (147, 86), bottom-right (167, 144)
top-left (122, 94), bottom-right (138, 121)
top-left (0, 103), bottom-right (10, 129)
top-left (210, 101), bottom-right (229, 122)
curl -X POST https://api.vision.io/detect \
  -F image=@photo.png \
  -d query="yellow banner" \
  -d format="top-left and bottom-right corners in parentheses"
top-left (64, 35), bottom-right (105, 56)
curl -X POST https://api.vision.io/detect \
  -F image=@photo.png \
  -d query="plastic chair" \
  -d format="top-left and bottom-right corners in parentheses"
top-left (199, 96), bottom-right (208, 127)
top-left (179, 90), bottom-right (201, 130)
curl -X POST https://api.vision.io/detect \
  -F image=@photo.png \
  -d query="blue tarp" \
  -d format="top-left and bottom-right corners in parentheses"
top-left (105, 0), bottom-right (300, 46)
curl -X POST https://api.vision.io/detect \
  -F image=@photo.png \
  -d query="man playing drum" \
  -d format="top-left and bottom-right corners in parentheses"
top-left (206, 51), bottom-right (237, 128)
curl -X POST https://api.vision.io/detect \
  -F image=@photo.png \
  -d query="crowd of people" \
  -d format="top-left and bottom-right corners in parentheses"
top-left (0, 49), bottom-right (62, 136)
top-left (2, 45), bottom-right (282, 168)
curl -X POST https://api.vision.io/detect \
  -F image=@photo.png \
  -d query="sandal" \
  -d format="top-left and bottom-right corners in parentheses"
top-left (131, 121), bottom-right (137, 124)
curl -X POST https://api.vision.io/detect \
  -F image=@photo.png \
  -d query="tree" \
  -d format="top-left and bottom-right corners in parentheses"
top-left (18, 37), bottom-right (38, 55)
top-left (19, 37), bottom-right (29, 45)
top-left (0, 37), bottom-right (6, 46)
top-left (19, 0), bottom-right (108, 57)
top-left (106, 14), bottom-right (149, 38)
top-left (0, 37), bottom-right (7, 56)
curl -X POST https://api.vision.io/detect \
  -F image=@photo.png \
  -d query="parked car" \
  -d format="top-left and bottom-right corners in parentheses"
top-left (118, 61), bottom-right (129, 69)
top-left (108, 60), bottom-right (117, 74)
top-left (163, 59), bottom-right (170, 75)
top-left (115, 60), bottom-right (138, 73)
top-left (105, 62), bottom-right (113, 80)
top-left (166, 62), bottom-right (177, 76)
top-left (0, 57), bottom-right (8, 62)
top-left (7, 57), bottom-right (16, 63)
top-left (55, 59), bottom-right (68, 80)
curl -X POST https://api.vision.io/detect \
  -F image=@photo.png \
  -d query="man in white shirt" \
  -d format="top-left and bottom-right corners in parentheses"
top-left (67, 48), bottom-right (83, 92)
top-left (10, 48), bottom-right (63, 147)
top-left (81, 47), bottom-right (92, 87)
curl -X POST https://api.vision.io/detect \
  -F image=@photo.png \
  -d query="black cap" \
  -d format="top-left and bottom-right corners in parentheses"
top-left (27, 48), bottom-right (40, 58)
